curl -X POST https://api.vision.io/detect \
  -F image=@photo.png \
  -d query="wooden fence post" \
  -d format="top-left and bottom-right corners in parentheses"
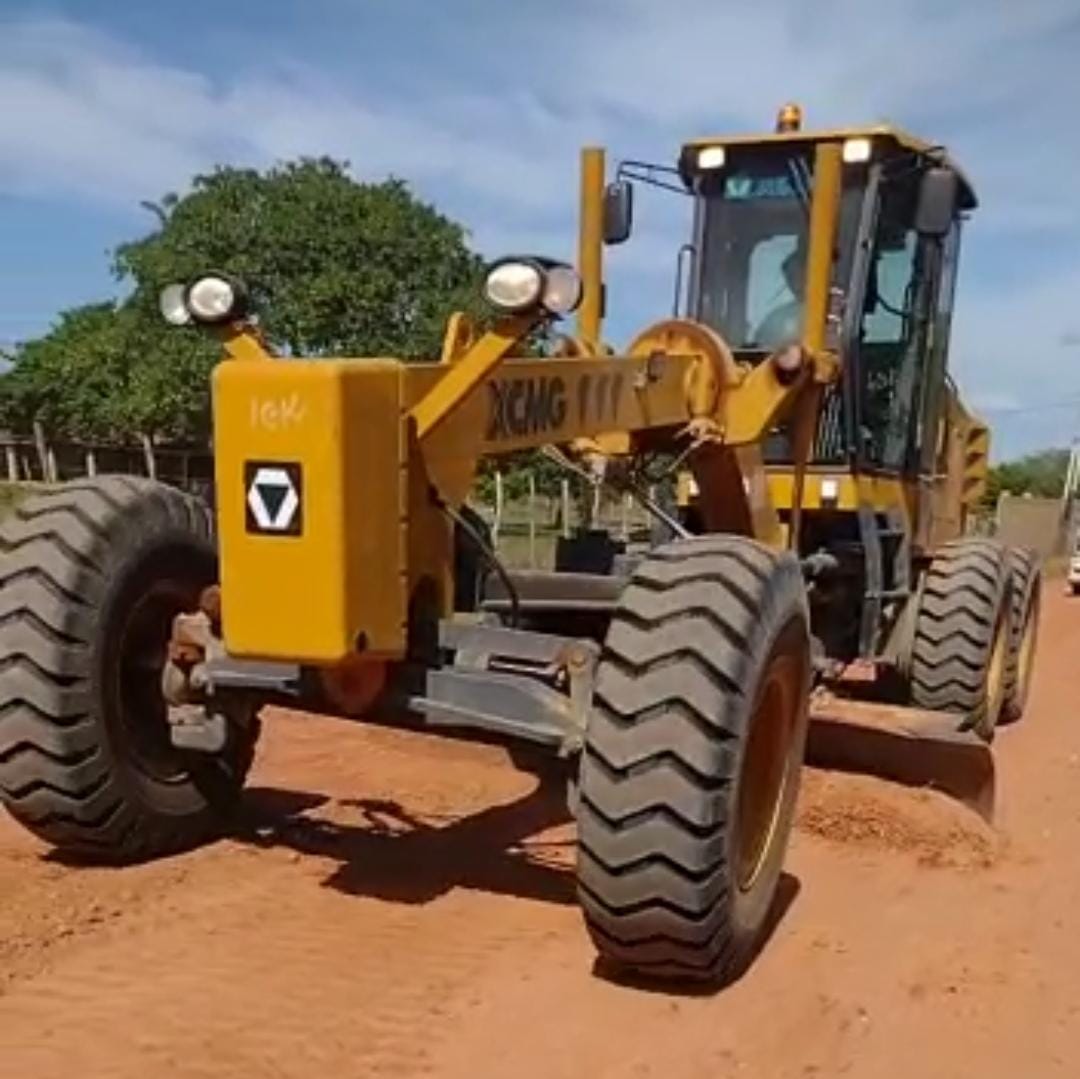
top-left (32, 422), bottom-right (52, 482)
top-left (5, 445), bottom-right (17, 483)
top-left (527, 472), bottom-right (537, 568)
top-left (140, 434), bottom-right (157, 479)
top-left (85, 448), bottom-right (97, 477)
top-left (492, 470), bottom-right (504, 546)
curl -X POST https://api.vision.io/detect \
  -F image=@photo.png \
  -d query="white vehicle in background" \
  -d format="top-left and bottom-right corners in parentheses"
top-left (1068, 536), bottom-right (1080, 595)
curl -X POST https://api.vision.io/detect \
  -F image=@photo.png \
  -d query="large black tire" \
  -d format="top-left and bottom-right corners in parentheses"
top-left (0, 477), bottom-right (257, 860)
top-left (999, 546), bottom-right (1040, 725)
top-left (910, 539), bottom-right (1011, 741)
top-left (577, 535), bottom-right (811, 983)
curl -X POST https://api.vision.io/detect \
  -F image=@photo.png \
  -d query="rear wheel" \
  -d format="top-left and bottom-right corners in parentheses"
top-left (576, 535), bottom-right (810, 983)
top-left (910, 539), bottom-right (1011, 741)
top-left (0, 477), bottom-right (257, 860)
top-left (999, 546), bottom-right (1040, 725)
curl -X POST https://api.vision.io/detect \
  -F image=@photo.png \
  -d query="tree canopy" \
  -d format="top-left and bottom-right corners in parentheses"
top-left (1, 157), bottom-right (484, 442)
top-left (0, 302), bottom-right (220, 442)
top-left (984, 448), bottom-right (1071, 507)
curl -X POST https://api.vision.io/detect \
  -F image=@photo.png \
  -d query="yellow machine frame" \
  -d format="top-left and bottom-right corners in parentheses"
top-left (0, 107), bottom-right (1018, 996)
top-left (209, 122), bottom-right (979, 669)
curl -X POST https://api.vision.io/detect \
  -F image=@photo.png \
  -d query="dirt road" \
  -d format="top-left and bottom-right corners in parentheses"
top-left (2, 590), bottom-right (1079, 1078)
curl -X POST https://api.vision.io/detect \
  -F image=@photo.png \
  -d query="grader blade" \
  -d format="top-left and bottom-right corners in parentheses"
top-left (806, 692), bottom-right (995, 822)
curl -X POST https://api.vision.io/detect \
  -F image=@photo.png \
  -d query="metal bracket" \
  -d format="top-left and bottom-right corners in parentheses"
top-left (162, 599), bottom-right (300, 753)
top-left (204, 658), bottom-right (302, 695)
top-left (409, 620), bottom-right (599, 754)
top-left (857, 502), bottom-right (884, 657)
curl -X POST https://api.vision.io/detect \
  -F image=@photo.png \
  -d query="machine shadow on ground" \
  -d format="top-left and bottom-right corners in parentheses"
top-left (236, 777), bottom-right (804, 998)
top-left (236, 760), bottom-right (578, 908)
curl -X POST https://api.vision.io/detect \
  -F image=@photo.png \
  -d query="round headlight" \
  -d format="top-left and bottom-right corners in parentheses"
top-left (159, 283), bottom-right (192, 327)
top-left (484, 260), bottom-right (544, 313)
top-left (541, 265), bottom-right (583, 315)
top-left (186, 274), bottom-right (243, 324)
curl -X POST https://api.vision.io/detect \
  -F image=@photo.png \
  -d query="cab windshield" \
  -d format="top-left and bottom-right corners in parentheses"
top-left (696, 151), bottom-right (812, 351)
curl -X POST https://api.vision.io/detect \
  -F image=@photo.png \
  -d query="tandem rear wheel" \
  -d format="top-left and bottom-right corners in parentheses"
top-left (1000, 546), bottom-right (1041, 725)
top-left (910, 539), bottom-right (1014, 741)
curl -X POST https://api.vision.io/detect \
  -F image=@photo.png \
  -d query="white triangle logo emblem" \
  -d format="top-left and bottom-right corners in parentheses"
top-left (247, 466), bottom-right (300, 532)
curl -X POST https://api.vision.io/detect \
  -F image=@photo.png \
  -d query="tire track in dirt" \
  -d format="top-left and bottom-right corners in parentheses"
top-left (1, 591), bottom-right (1079, 1078)
top-left (1, 889), bottom-right (532, 1077)
top-left (0, 725), bottom-right (576, 1078)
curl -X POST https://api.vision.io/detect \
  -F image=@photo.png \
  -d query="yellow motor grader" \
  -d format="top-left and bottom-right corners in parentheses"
top-left (0, 106), bottom-right (1041, 984)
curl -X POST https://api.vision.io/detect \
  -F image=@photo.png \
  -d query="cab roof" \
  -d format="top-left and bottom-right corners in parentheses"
top-left (681, 123), bottom-right (977, 211)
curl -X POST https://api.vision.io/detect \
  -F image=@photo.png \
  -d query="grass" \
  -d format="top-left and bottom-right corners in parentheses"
top-left (494, 530), bottom-right (560, 570)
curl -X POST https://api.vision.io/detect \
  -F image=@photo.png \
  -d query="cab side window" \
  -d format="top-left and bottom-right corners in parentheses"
top-left (857, 183), bottom-right (936, 473)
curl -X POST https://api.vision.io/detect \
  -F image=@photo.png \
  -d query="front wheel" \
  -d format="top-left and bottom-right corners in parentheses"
top-left (576, 535), bottom-right (811, 983)
top-left (0, 477), bottom-right (257, 861)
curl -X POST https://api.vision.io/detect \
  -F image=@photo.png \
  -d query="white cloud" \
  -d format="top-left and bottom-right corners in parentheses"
top-left (3, 8), bottom-right (1076, 235)
top-left (549, 0), bottom-right (1080, 237)
top-left (1, 6), bottom-right (1079, 455)
top-left (954, 265), bottom-right (1080, 382)
top-left (0, 17), bottom-right (588, 218)
top-left (951, 260), bottom-right (1080, 457)
top-left (0, 21), bottom-right (211, 201)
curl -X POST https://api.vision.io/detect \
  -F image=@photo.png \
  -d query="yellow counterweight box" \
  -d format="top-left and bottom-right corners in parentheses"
top-left (212, 359), bottom-right (410, 663)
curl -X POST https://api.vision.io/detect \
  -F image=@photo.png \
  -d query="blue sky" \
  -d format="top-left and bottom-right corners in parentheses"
top-left (2, 0), bottom-right (1079, 458)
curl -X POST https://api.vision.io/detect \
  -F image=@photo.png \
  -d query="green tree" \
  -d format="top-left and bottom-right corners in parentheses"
top-left (984, 448), bottom-right (1071, 508)
top-left (0, 303), bottom-right (218, 442)
top-left (1, 304), bottom-right (132, 439)
top-left (1, 157), bottom-right (485, 442)
top-left (115, 157), bottom-right (484, 358)
top-left (475, 450), bottom-right (572, 503)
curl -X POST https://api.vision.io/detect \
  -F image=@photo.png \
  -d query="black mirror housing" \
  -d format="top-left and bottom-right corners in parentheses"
top-left (915, 167), bottom-right (958, 237)
top-left (603, 180), bottom-right (634, 245)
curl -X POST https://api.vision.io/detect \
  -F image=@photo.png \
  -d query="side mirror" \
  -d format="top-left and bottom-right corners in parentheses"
top-left (915, 167), bottom-right (958, 237)
top-left (603, 180), bottom-right (634, 245)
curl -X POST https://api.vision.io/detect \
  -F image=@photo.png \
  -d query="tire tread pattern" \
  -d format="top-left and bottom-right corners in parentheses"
top-left (577, 535), bottom-right (809, 982)
top-left (0, 477), bottom-right (254, 860)
top-left (1000, 545), bottom-right (1040, 724)
top-left (910, 538), bottom-right (1010, 738)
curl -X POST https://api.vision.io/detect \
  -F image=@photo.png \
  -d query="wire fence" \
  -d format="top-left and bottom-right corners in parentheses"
top-left (471, 471), bottom-right (658, 569)
top-left (0, 428), bottom-right (214, 496)
top-left (6, 433), bottom-right (1068, 564)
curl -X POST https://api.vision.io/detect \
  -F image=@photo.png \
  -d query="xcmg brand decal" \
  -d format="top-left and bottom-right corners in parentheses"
top-left (486, 376), bottom-right (568, 440)
top-left (486, 372), bottom-right (624, 441)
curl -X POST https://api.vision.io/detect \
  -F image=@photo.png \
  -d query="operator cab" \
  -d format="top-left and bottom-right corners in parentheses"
top-left (605, 108), bottom-right (976, 483)
top-left (603, 107), bottom-right (979, 662)
top-left (676, 111), bottom-right (977, 479)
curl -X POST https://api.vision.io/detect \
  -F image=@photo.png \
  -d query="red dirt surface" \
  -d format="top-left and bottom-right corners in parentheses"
top-left (3, 589), bottom-right (1080, 1078)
